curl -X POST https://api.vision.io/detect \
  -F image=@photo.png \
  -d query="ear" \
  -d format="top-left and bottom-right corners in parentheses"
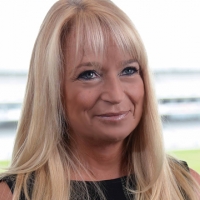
top-left (190, 168), bottom-right (200, 185)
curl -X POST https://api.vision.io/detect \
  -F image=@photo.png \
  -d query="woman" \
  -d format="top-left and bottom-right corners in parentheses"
top-left (0, 0), bottom-right (200, 199)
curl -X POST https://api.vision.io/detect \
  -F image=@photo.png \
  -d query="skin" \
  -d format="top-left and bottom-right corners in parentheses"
top-left (190, 168), bottom-right (200, 185)
top-left (0, 182), bottom-right (12, 200)
top-left (64, 35), bottom-right (144, 180)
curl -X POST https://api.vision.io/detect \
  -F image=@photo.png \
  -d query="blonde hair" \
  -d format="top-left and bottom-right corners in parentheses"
top-left (1, 0), bottom-right (199, 199)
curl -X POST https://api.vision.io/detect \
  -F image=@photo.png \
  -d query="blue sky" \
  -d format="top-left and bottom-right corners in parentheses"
top-left (0, 0), bottom-right (200, 71)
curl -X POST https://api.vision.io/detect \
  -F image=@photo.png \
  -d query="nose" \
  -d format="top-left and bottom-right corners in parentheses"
top-left (100, 76), bottom-right (124, 104)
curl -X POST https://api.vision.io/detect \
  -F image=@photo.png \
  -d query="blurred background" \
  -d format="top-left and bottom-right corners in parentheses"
top-left (0, 0), bottom-right (200, 171)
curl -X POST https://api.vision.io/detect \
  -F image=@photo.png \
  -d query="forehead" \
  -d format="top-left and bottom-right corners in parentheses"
top-left (64, 30), bottom-right (134, 69)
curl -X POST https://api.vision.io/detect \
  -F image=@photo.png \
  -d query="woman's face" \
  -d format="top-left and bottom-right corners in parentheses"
top-left (64, 37), bottom-right (144, 146)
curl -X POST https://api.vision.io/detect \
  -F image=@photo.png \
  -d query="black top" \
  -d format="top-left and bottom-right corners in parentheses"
top-left (0, 175), bottom-right (135, 200)
top-left (70, 176), bottom-right (136, 200)
top-left (0, 161), bottom-right (189, 200)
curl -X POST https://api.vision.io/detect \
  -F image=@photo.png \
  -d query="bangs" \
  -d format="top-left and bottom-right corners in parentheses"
top-left (64, 7), bottom-right (145, 67)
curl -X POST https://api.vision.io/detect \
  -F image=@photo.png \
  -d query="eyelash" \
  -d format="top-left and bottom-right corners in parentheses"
top-left (77, 70), bottom-right (99, 80)
top-left (77, 67), bottom-right (139, 80)
top-left (120, 67), bottom-right (139, 76)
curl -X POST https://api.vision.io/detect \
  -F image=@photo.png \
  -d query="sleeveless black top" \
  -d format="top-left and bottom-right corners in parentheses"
top-left (0, 161), bottom-right (189, 200)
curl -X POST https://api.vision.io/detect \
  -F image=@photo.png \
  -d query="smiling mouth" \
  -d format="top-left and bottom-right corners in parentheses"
top-left (96, 111), bottom-right (130, 121)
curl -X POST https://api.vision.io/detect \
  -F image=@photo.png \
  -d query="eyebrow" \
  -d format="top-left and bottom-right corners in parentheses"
top-left (75, 59), bottom-right (137, 69)
top-left (69, 59), bottom-right (138, 78)
top-left (69, 62), bottom-right (101, 78)
top-left (76, 62), bottom-right (101, 69)
top-left (120, 59), bottom-right (138, 67)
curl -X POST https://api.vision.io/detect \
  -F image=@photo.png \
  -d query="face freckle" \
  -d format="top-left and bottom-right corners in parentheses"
top-left (64, 34), bottom-right (144, 146)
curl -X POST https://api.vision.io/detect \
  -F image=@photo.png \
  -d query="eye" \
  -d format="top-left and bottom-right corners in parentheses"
top-left (120, 67), bottom-right (139, 76)
top-left (77, 70), bottom-right (99, 80)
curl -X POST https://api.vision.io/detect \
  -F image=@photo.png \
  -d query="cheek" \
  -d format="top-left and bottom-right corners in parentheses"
top-left (136, 82), bottom-right (145, 113)
top-left (64, 87), bottom-right (98, 115)
top-left (127, 79), bottom-right (144, 105)
top-left (130, 81), bottom-right (144, 125)
top-left (137, 83), bottom-right (145, 104)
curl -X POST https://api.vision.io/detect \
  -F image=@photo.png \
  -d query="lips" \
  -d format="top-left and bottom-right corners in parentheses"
top-left (95, 111), bottom-right (130, 121)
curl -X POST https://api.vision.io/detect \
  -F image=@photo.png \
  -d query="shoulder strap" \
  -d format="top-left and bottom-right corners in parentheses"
top-left (181, 160), bottom-right (189, 171)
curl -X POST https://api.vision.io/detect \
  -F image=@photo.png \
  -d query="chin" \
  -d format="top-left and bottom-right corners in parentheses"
top-left (94, 129), bottom-right (133, 145)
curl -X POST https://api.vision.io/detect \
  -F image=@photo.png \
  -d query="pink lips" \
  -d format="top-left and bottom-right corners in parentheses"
top-left (96, 111), bottom-right (129, 122)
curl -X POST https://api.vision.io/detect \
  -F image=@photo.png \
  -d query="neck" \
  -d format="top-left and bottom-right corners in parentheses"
top-left (70, 139), bottom-right (126, 181)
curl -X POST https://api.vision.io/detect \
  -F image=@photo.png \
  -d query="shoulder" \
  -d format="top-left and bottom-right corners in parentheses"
top-left (0, 175), bottom-right (16, 199)
top-left (168, 158), bottom-right (200, 183)
top-left (0, 182), bottom-right (13, 200)
top-left (176, 160), bottom-right (200, 185)
top-left (190, 168), bottom-right (200, 185)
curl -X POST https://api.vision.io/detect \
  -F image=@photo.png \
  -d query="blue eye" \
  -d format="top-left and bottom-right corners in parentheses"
top-left (120, 67), bottom-right (138, 76)
top-left (77, 70), bottom-right (98, 80)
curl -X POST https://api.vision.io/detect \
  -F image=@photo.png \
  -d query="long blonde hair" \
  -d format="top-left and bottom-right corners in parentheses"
top-left (1, 0), bottom-right (199, 199)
